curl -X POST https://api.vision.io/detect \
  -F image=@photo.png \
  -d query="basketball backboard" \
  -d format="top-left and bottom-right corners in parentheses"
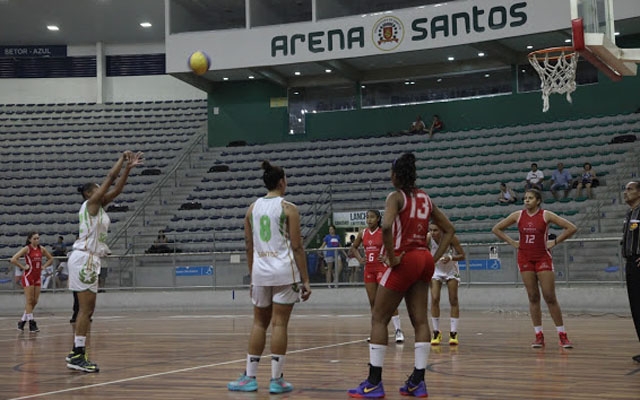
top-left (570, 0), bottom-right (639, 80)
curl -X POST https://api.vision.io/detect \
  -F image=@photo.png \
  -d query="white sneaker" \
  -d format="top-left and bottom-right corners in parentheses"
top-left (395, 329), bottom-right (405, 343)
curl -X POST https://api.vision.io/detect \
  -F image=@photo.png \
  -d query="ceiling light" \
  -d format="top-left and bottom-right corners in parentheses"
top-left (564, 38), bottom-right (572, 43)
top-left (248, 75), bottom-right (255, 79)
top-left (47, 25), bottom-right (59, 31)
top-left (526, 45), bottom-right (533, 50)
top-left (615, 31), bottom-right (620, 36)
top-left (478, 52), bottom-right (485, 57)
top-left (404, 81), bottom-right (410, 85)
top-left (325, 69), bottom-right (332, 73)
top-left (447, 56), bottom-right (455, 61)
top-left (140, 22), bottom-right (152, 28)
top-left (222, 77), bottom-right (229, 81)
top-left (361, 85), bottom-right (366, 88)
top-left (485, 74), bottom-right (490, 78)
top-left (293, 91), bottom-right (300, 95)
top-left (294, 71), bottom-right (301, 76)
top-left (437, 78), bottom-right (442, 83)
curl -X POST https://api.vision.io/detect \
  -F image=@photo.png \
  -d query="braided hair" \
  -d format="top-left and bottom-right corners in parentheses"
top-left (261, 160), bottom-right (285, 190)
top-left (392, 153), bottom-right (417, 194)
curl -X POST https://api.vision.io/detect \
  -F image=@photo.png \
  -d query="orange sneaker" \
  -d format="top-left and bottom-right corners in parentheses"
top-left (558, 332), bottom-right (573, 348)
top-left (531, 332), bottom-right (544, 348)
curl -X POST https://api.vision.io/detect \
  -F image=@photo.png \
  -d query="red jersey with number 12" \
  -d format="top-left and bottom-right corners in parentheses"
top-left (517, 209), bottom-right (551, 260)
top-left (393, 189), bottom-right (433, 252)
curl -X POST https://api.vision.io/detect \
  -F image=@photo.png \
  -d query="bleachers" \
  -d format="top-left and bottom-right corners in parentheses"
top-left (0, 100), bottom-right (207, 257)
top-left (161, 112), bottom-right (639, 253)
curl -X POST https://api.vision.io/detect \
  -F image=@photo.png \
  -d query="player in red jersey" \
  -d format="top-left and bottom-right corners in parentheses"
top-left (348, 153), bottom-right (455, 399)
top-left (492, 188), bottom-right (577, 348)
top-left (349, 209), bottom-right (404, 343)
top-left (10, 232), bottom-right (54, 332)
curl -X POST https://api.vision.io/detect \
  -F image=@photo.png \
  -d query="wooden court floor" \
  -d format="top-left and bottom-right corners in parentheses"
top-left (1, 307), bottom-right (640, 400)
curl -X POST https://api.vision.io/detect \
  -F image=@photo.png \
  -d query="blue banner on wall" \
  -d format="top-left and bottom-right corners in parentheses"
top-left (459, 259), bottom-right (501, 271)
top-left (175, 266), bottom-right (214, 277)
top-left (1, 45), bottom-right (67, 58)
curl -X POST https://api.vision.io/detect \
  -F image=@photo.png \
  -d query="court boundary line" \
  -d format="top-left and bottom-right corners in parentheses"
top-left (7, 338), bottom-right (365, 400)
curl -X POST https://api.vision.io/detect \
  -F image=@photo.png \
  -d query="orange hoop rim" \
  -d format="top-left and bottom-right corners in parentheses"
top-left (528, 46), bottom-right (577, 61)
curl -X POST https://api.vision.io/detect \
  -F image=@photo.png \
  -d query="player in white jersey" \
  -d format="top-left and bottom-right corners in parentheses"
top-left (228, 160), bottom-right (311, 395)
top-left (427, 224), bottom-right (465, 346)
top-left (66, 151), bottom-right (143, 373)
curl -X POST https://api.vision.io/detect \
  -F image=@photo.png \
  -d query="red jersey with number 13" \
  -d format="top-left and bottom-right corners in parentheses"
top-left (517, 209), bottom-right (551, 260)
top-left (392, 189), bottom-right (433, 252)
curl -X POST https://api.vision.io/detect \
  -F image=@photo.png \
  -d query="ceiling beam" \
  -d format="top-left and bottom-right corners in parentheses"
top-left (169, 72), bottom-right (216, 93)
top-left (361, 58), bottom-right (508, 83)
top-left (470, 41), bottom-right (522, 65)
top-left (251, 67), bottom-right (289, 87)
top-left (319, 59), bottom-right (363, 82)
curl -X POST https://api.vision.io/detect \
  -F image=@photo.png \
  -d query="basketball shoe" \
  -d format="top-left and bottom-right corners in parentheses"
top-left (399, 379), bottom-right (428, 398)
top-left (531, 332), bottom-right (545, 348)
top-left (430, 330), bottom-right (442, 345)
top-left (558, 332), bottom-right (573, 348)
top-left (347, 379), bottom-right (385, 398)
top-left (269, 375), bottom-right (293, 394)
top-left (29, 320), bottom-right (39, 332)
top-left (66, 351), bottom-right (100, 373)
top-left (227, 373), bottom-right (258, 392)
top-left (449, 332), bottom-right (459, 346)
top-left (17, 320), bottom-right (25, 331)
top-left (395, 329), bottom-right (405, 343)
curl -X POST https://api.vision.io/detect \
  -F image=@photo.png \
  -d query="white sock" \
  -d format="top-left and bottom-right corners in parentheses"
top-left (246, 354), bottom-right (261, 378)
top-left (534, 326), bottom-right (543, 334)
top-left (74, 335), bottom-right (86, 348)
top-left (271, 354), bottom-right (285, 379)
top-left (450, 318), bottom-right (459, 333)
top-left (21, 312), bottom-right (27, 322)
top-left (556, 326), bottom-right (566, 333)
top-left (431, 317), bottom-right (440, 332)
top-left (369, 344), bottom-right (387, 367)
top-left (391, 315), bottom-right (401, 331)
top-left (415, 342), bottom-right (430, 370)
top-left (26, 313), bottom-right (34, 321)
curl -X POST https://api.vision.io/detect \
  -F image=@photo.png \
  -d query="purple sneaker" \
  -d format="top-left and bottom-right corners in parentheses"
top-left (347, 379), bottom-right (385, 398)
top-left (399, 379), bottom-right (428, 397)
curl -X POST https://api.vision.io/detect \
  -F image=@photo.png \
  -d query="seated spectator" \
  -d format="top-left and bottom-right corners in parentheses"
top-left (428, 114), bottom-right (444, 138)
top-left (51, 235), bottom-right (67, 257)
top-left (525, 163), bottom-right (544, 191)
top-left (576, 162), bottom-right (598, 199)
top-left (146, 230), bottom-right (174, 254)
top-left (498, 183), bottom-right (517, 204)
top-left (55, 258), bottom-right (69, 289)
top-left (550, 162), bottom-right (573, 199)
top-left (409, 115), bottom-right (426, 134)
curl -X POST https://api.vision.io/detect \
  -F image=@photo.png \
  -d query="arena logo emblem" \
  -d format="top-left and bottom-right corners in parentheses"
top-left (372, 16), bottom-right (404, 51)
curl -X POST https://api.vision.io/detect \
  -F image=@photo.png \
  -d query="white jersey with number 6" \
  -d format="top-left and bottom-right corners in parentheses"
top-left (251, 196), bottom-right (300, 286)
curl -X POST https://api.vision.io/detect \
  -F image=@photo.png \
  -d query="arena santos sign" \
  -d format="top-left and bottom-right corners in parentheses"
top-left (270, 2), bottom-right (528, 58)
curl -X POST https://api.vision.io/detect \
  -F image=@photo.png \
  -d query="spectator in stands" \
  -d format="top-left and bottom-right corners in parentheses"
top-left (147, 230), bottom-right (171, 253)
top-left (428, 115), bottom-right (443, 139)
top-left (52, 236), bottom-right (67, 257)
top-left (550, 162), bottom-right (573, 200)
top-left (11, 231), bottom-right (54, 333)
top-left (345, 234), bottom-right (361, 283)
top-left (498, 183), bottom-right (517, 204)
top-left (320, 225), bottom-right (342, 287)
top-left (525, 163), bottom-right (544, 191)
top-left (66, 150), bottom-right (143, 373)
top-left (575, 162), bottom-right (597, 199)
top-left (409, 115), bottom-right (426, 134)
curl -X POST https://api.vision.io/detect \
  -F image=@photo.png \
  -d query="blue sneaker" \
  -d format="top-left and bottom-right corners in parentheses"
top-left (347, 379), bottom-right (385, 398)
top-left (269, 376), bottom-right (293, 394)
top-left (399, 379), bottom-right (428, 397)
top-left (227, 373), bottom-right (258, 392)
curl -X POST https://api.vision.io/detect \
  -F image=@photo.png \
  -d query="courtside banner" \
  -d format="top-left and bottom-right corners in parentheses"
top-left (168, 0), bottom-right (572, 72)
top-left (333, 211), bottom-right (384, 228)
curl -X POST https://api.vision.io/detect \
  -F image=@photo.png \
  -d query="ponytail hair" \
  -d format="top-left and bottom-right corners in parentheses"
top-left (261, 160), bottom-right (285, 190)
top-left (25, 231), bottom-right (38, 245)
top-left (392, 153), bottom-right (417, 194)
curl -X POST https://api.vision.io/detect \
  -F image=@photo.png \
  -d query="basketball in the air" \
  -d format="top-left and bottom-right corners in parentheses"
top-left (188, 51), bottom-right (210, 75)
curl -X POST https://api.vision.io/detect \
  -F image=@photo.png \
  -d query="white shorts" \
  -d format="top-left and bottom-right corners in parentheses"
top-left (68, 250), bottom-right (102, 293)
top-left (252, 283), bottom-right (300, 308)
top-left (432, 263), bottom-right (461, 283)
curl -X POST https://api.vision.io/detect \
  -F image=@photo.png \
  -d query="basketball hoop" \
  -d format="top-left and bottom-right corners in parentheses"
top-left (528, 47), bottom-right (579, 112)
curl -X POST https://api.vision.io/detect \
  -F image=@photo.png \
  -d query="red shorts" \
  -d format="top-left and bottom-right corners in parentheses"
top-left (380, 249), bottom-right (434, 292)
top-left (21, 268), bottom-right (42, 287)
top-left (364, 263), bottom-right (387, 284)
top-left (517, 253), bottom-right (554, 273)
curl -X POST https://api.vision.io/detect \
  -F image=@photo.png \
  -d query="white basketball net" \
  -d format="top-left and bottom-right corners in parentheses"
top-left (528, 49), bottom-right (579, 112)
